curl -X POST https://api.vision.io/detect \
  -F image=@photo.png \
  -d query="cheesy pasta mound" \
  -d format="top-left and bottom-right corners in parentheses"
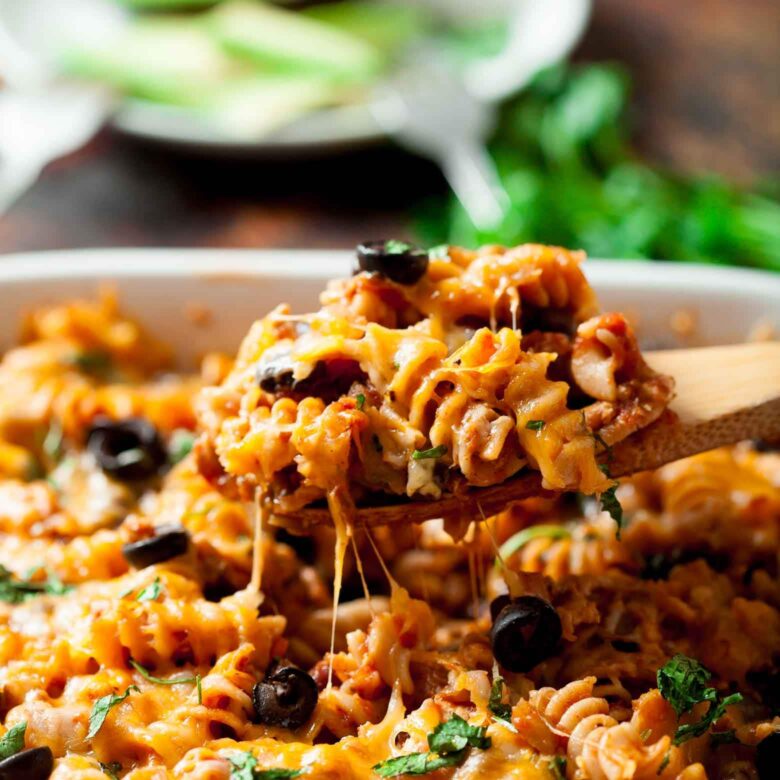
top-left (0, 246), bottom-right (775, 780)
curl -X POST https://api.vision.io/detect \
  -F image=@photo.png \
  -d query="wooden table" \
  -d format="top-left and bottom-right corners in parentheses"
top-left (1, 0), bottom-right (777, 255)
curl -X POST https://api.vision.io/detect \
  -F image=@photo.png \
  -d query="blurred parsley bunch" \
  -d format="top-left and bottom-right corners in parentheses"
top-left (417, 63), bottom-right (780, 270)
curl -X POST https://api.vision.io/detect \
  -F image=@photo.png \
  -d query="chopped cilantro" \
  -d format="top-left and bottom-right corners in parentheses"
top-left (599, 483), bottom-right (624, 538)
top-left (598, 463), bottom-right (624, 538)
top-left (657, 750), bottom-right (670, 774)
top-left (488, 676), bottom-right (512, 722)
top-left (427, 714), bottom-right (490, 753)
top-left (549, 756), bottom-right (567, 780)
top-left (228, 752), bottom-right (257, 780)
top-left (497, 524), bottom-right (571, 563)
top-left (136, 577), bottom-right (163, 603)
top-left (87, 686), bottom-right (139, 739)
top-left (428, 244), bottom-right (450, 259)
top-left (129, 659), bottom-right (202, 704)
top-left (99, 761), bottom-right (123, 780)
top-left (355, 393), bottom-right (366, 411)
top-left (412, 445), bottom-right (447, 460)
top-left (373, 715), bottom-right (490, 777)
top-left (657, 655), bottom-right (743, 745)
top-left (374, 752), bottom-right (462, 777)
top-left (0, 565), bottom-right (72, 604)
top-left (385, 240), bottom-right (414, 254)
top-left (0, 722), bottom-right (26, 759)
top-left (66, 350), bottom-right (112, 376)
top-left (168, 429), bottom-right (196, 465)
top-left (227, 751), bottom-right (301, 780)
top-left (373, 751), bottom-right (463, 777)
top-left (525, 420), bottom-right (546, 431)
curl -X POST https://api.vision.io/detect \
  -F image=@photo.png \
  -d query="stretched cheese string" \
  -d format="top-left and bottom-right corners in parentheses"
top-left (250, 487), bottom-right (267, 593)
top-left (350, 532), bottom-right (374, 612)
top-left (325, 485), bottom-right (353, 689)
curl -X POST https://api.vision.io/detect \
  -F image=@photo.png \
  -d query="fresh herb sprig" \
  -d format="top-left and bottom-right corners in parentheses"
top-left (598, 464), bottom-right (624, 539)
top-left (373, 715), bottom-right (490, 776)
top-left (0, 722), bottom-right (26, 759)
top-left (488, 676), bottom-right (512, 723)
top-left (129, 658), bottom-right (202, 705)
top-left (135, 577), bottom-right (163, 603)
top-left (227, 751), bottom-right (301, 780)
top-left (0, 565), bottom-right (73, 604)
top-left (87, 686), bottom-right (140, 739)
top-left (657, 655), bottom-right (743, 745)
top-left (417, 62), bottom-right (780, 273)
top-left (412, 445), bottom-right (447, 460)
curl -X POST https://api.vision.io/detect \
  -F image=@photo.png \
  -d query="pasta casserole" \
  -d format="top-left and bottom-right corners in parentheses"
top-left (0, 243), bottom-right (775, 780)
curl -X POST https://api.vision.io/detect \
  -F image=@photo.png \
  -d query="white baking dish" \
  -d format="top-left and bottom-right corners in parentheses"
top-left (0, 249), bottom-right (778, 365)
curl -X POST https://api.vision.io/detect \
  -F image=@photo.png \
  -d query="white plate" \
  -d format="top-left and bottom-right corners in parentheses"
top-left (0, 0), bottom-right (591, 156)
top-left (0, 249), bottom-right (778, 367)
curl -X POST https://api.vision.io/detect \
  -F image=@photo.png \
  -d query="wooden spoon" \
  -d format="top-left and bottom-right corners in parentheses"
top-left (273, 342), bottom-right (780, 530)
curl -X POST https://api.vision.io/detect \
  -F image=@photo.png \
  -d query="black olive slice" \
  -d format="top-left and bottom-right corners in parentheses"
top-left (87, 417), bottom-right (167, 482)
top-left (489, 595), bottom-right (562, 673)
top-left (252, 666), bottom-right (318, 730)
top-left (757, 731), bottom-right (780, 779)
top-left (354, 240), bottom-right (429, 285)
top-left (489, 594), bottom-right (512, 622)
top-left (0, 747), bottom-right (54, 780)
top-left (122, 526), bottom-right (190, 569)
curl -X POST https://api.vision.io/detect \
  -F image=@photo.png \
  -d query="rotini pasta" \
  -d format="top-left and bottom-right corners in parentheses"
top-left (0, 245), bottom-right (774, 779)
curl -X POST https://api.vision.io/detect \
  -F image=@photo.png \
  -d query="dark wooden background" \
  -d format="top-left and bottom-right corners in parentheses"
top-left (2, 0), bottom-right (778, 255)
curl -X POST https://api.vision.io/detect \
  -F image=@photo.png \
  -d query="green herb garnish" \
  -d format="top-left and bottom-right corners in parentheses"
top-left (136, 577), bottom-right (163, 603)
top-left (168, 429), bottom-right (196, 465)
top-left (373, 715), bottom-right (490, 776)
top-left (0, 565), bottom-right (72, 604)
top-left (87, 686), bottom-right (139, 739)
top-left (373, 751), bottom-right (463, 777)
top-left (428, 244), bottom-right (450, 259)
top-left (657, 751), bottom-right (670, 774)
top-left (525, 420), bottom-right (546, 431)
top-left (129, 659), bottom-right (202, 705)
top-left (427, 715), bottom-right (490, 753)
top-left (385, 240), bottom-right (414, 254)
top-left (657, 655), bottom-right (743, 745)
top-left (488, 676), bottom-right (511, 722)
top-left (0, 722), bottom-right (26, 759)
top-left (598, 463), bottom-right (624, 539)
top-left (355, 393), bottom-right (366, 411)
top-left (549, 756), bottom-right (567, 780)
top-left (66, 350), bottom-right (112, 376)
top-left (412, 445), bottom-right (447, 460)
top-left (497, 524), bottom-right (571, 563)
top-left (99, 761), bottom-right (123, 780)
top-left (227, 751), bottom-right (301, 780)
top-left (417, 62), bottom-right (780, 273)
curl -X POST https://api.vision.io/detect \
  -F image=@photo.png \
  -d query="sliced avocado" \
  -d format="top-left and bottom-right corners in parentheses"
top-left (206, 0), bottom-right (382, 81)
top-left (62, 17), bottom-right (249, 105)
top-left (301, 1), bottom-right (428, 55)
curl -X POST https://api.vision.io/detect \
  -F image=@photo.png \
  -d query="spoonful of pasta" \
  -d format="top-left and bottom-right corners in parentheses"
top-left (194, 241), bottom-right (780, 531)
top-left (270, 340), bottom-right (780, 530)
